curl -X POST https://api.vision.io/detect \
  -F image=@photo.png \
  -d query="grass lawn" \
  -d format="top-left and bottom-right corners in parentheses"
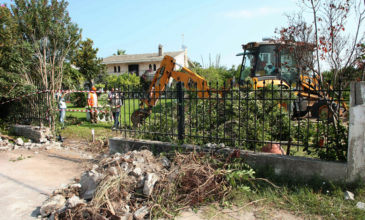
top-left (226, 179), bottom-right (365, 219)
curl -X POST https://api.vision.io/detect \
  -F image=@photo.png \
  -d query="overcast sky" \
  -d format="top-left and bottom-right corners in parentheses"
top-left (4, 0), bottom-right (301, 67)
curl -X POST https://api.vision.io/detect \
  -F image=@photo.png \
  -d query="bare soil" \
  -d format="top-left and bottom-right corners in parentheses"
top-left (0, 147), bottom-right (90, 220)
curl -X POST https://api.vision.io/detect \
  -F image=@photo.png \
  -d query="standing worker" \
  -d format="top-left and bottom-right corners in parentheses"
top-left (59, 92), bottom-right (67, 128)
top-left (88, 86), bottom-right (98, 123)
top-left (109, 88), bottom-right (122, 129)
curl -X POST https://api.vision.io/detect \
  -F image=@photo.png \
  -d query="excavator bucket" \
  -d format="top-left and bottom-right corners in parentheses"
top-left (131, 108), bottom-right (151, 127)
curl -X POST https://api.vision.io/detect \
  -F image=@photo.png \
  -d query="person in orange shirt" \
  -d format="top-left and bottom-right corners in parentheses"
top-left (88, 86), bottom-right (98, 123)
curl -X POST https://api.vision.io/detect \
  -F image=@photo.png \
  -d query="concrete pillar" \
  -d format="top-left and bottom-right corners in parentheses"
top-left (347, 82), bottom-right (365, 182)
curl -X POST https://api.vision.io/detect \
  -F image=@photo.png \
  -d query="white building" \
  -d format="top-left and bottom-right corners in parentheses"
top-left (102, 45), bottom-right (188, 80)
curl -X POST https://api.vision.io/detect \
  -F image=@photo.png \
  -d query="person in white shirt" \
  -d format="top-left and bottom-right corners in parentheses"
top-left (59, 93), bottom-right (67, 128)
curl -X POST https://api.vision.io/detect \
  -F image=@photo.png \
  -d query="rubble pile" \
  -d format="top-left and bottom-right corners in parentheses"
top-left (41, 150), bottom-right (168, 219)
top-left (0, 136), bottom-right (62, 151)
top-left (40, 150), bottom-right (235, 220)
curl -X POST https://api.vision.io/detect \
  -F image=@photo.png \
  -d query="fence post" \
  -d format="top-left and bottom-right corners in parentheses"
top-left (177, 82), bottom-right (185, 141)
top-left (347, 82), bottom-right (365, 182)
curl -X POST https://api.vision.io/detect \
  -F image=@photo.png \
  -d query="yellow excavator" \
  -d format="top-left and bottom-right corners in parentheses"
top-left (131, 55), bottom-right (216, 126)
top-left (131, 40), bottom-right (347, 126)
top-left (237, 39), bottom-right (347, 118)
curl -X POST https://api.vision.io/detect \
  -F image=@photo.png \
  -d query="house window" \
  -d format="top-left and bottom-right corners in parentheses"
top-left (153, 64), bottom-right (156, 71)
top-left (118, 66), bottom-right (121, 73)
top-left (149, 64), bottom-right (152, 70)
top-left (114, 66), bottom-right (117, 73)
top-left (128, 64), bottom-right (139, 76)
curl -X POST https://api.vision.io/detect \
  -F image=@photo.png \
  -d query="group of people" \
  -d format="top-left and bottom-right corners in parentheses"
top-left (57, 86), bottom-right (123, 129)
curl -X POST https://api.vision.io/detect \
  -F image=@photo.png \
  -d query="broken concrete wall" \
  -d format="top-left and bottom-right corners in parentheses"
top-left (12, 125), bottom-right (52, 143)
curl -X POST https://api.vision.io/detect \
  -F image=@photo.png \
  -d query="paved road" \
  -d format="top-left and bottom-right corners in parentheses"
top-left (0, 148), bottom-right (87, 220)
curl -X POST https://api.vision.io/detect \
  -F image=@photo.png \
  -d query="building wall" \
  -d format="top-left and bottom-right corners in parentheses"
top-left (106, 62), bottom-right (161, 76)
top-left (105, 51), bottom-right (188, 80)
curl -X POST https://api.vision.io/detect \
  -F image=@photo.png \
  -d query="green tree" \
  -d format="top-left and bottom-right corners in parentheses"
top-left (0, 4), bottom-right (33, 99)
top-left (62, 63), bottom-right (84, 90)
top-left (1, 0), bottom-right (81, 132)
top-left (74, 38), bottom-right (106, 87)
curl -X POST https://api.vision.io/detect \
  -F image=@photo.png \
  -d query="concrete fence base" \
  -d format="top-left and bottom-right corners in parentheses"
top-left (109, 138), bottom-right (348, 183)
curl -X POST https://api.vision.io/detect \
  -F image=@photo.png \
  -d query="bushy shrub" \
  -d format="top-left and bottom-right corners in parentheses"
top-left (106, 73), bottom-right (140, 90)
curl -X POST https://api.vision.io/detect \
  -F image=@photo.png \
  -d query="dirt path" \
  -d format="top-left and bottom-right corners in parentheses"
top-left (0, 148), bottom-right (90, 220)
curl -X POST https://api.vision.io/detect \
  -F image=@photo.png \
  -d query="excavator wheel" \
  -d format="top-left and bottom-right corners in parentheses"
top-left (310, 100), bottom-right (336, 121)
top-left (131, 108), bottom-right (151, 127)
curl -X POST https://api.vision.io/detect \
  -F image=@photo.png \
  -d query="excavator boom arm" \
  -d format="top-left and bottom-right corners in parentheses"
top-left (141, 55), bottom-right (210, 108)
top-left (132, 55), bottom-right (212, 126)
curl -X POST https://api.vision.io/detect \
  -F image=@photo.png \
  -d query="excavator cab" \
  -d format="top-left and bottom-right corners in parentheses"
top-left (238, 40), bottom-right (299, 87)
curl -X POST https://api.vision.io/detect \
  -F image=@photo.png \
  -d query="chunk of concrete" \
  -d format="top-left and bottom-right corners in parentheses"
top-left (143, 173), bottom-right (159, 196)
top-left (80, 171), bottom-right (103, 200)
top-left (15, 138), bottom-right (24, 146)
top-left (131, 167), bottom-right (143, 177)
top-left (40, 195), bottom-right (66, 217)
top-left (161, 156), bottom-right (170, 168)
top-left (66, 195), bottom-right (85, 208)
top-left (134, 206), bottom-right (149, 220)
top-left (356, 202), bottom-right (365, 211)
top-left (344, 191), bottom-right (355, 200)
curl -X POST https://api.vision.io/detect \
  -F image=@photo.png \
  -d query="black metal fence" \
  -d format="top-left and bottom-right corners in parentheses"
top-left (1, 80), bottom-right (349, 161)
top-left (116, 80), bottom-right (349, 161)
top-left (1, 91), bottom-right (50, 127)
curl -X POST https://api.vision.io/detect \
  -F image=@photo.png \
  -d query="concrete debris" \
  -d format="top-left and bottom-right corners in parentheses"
top-left (15, 138), bottom-right (24, 146)
top-left (344, 191), bottom-right (355, 200)
top-left (160, 156), bottom-right (171, 168)
top-left (42, 150), bottom-right (168, 219)
top-left (356, 202), bottom-right (365, 210)
top-left (66, 195), bottom-right (85, 208)
top-left (40, 195), bottom-right (66, 217)
top-left (131, 167), bottom-right (143, 177)
top-left (80, 170), bottom-right (104, 200)
top-left (12, 125), bottom-right (52, 143)
top-left (0, 138), bottom-right (63, 152)
top-left (205, 143), bottom-right (226, 149)
top-left (143, 173), bottom-right (159, 196)
top-left (134, 206), bottom-right (149, 220)
top-left (0, 146), bottom-right (10, 151)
